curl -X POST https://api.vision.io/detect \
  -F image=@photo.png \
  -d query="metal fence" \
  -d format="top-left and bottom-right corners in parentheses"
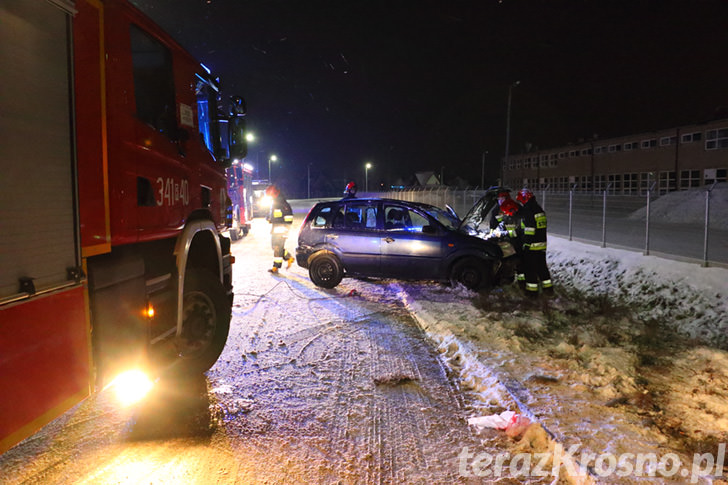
top-left (369, 184), bottom-right (728, 268)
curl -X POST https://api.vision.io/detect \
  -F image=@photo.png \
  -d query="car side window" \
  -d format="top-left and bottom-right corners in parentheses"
top-left (384, 205), bottom-right (428, 232)
top-left (332, 206), bottom-right (346, 228)
top-left (344, 202), bottom-right (378, 230)
top-left (312, 206), bottom-right (332, 227)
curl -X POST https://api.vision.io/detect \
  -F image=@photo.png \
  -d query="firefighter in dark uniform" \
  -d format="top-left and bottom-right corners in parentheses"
top-left (266, 185), bottom-right (295, 274)
top-left (342, 181), bottom-right (357, 199)
top-left (516, 188), bottom-right (554, 296)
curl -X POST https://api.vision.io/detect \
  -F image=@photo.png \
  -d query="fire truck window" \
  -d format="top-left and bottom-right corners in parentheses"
top-left (196, 81), bottom-right (221, 155)
top-left (130, 25), bottom-right (177, 139)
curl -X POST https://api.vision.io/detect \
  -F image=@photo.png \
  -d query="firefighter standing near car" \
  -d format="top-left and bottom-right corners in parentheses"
top-left (516, 188), bottom-right (554, 296)
top-left (266, 185), bottom-right (295, 274)
top-left (342, 181), bottom-right (357, 200)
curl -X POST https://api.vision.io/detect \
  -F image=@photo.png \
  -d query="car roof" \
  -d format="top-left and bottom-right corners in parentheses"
top-left (316, 197), bottom-right (440, 211)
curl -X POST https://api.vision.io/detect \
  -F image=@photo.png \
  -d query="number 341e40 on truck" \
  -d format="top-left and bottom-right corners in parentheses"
top-left (0, 0), bottom-right (248, 453)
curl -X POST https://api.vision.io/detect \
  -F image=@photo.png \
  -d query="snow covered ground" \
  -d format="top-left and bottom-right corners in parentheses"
top-left (288, 193), bottom-right (728, 483)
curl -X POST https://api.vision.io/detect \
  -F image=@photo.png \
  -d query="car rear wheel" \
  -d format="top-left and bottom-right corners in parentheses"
top-left (450, 257), bottom-right (491, 290)
top-left (309, 253), bottom-right (343, 288)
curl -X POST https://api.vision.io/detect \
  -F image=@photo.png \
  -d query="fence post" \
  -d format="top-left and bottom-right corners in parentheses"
top-left (601, 183), bottom-right (612, 248)
top-left (702, 183), bottom-right (716, 267)
top-left (568, 184), bottom-right (576, 241)
top-left (643, 182), bottom-right (656, 255)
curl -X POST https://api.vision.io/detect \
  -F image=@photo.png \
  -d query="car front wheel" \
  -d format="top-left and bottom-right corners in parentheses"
top-left (309, 253), bottom-right (343, 288)
top-left (450, 257), bottom-right (491, 290)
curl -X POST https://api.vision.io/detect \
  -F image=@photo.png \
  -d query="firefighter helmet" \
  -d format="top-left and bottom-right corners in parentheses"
top-left (516, 188), bottom-right (534, 204)
top-left (344, 181), bottom-right (357, 196)
top-left (265, 185), bottom-right (280, 198)
top-left (500, 198), bottom-right (519, 217)
top-left (497, 190), bottom-right (511, 206)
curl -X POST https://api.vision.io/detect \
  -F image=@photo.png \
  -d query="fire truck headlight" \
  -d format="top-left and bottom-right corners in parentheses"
top-left (260, 195), bottom-right (273, 208)
top-left (110, 369), bottom-right (154, 406)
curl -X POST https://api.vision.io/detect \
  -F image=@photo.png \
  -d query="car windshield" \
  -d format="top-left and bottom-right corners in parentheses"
top-left (421, 205), bottom-right (460, 231)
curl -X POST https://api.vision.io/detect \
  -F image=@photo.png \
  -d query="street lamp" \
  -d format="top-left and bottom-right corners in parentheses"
top-left (268, 154), bottom-right (277, 182)
top-left (481, 150), bottom-right (488, 188)
top-left (365, 162), bottom-right (372, 193)
top-left (307, 163), bottom-right (312, 199)
top-left (245, 132), bottom-right (255, 142)
top-left (504, 81), bottom-right (520, 185)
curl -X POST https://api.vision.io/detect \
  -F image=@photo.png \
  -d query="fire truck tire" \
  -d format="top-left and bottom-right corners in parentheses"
top-left (242, 225), bottom-right (249, 236)
top-left (230, 227), bottom-right (240, 241)
top-left (176, 268), bottom-right (231, 374)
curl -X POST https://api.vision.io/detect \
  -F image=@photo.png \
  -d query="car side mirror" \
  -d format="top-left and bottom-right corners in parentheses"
top-left (422, 224), bottom-right (437, 234)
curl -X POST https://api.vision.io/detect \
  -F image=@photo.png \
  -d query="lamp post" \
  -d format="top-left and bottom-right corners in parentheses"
top-left (268, 154), bottom-right (277, 182)
top-left (365, 162), bottom-right (372, 193)
top-left (307, 163), bottom-right (312, 199)
top-left (481, 150), bottom-right (488, 188)
top-left (504, 81), bottom-right (520, 185)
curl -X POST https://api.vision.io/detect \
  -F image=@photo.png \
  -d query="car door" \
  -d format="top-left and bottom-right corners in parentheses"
top-left (325, 201), bottom-right (381, 275)
top-left (380, 203), bottom-right (442, 280)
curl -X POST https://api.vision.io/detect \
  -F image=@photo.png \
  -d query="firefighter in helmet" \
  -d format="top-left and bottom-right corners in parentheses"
top-left (265, 185), bottom-right (295, 274)
top-left (515, 188), bottom-right (554, 296)
top-left (489, 189), bottom-right (515, 230)
top-left (342, 181), bottom-right (357, 199)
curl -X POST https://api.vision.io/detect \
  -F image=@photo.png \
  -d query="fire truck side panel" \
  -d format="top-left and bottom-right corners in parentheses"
top-left (75, 0), bottom-right (111, 256)
top-left (0, 0), bottom-right (91, 454)
top-left (0, 287), bottom-right (91, 454)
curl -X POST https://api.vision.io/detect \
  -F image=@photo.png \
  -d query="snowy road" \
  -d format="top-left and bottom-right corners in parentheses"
top-left (0, 212), bottom-right (514, 484)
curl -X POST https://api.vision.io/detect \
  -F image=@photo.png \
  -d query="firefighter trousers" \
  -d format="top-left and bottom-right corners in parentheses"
top-left (520, 250), bottom-right (553, 295)
top-left (271, 233), bottom-right (292, 269)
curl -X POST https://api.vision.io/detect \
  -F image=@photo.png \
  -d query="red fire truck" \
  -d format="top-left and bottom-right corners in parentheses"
top-left (226, 162), bottom-right (254, 240)
top-left (0, 0), bottom-right (247, 453)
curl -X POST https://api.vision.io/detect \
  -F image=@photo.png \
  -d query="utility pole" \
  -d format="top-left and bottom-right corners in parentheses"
top-left (481, 150), bottom-right (488, 188)
top-left (504, 81), bottom-right (520, 186)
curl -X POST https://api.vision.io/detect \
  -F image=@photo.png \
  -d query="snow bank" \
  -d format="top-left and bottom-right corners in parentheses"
top-left (549, 237), bottom-right (728, 348)
top-left (627, 183), bottom-right (728, 228)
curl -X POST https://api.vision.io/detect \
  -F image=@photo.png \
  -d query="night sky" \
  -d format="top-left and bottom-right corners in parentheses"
top-left (131, 0), bottom-right (728, 196)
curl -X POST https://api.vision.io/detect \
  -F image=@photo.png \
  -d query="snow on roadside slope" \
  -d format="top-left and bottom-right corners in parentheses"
top-left (390, 236), bottom-right (728, 482)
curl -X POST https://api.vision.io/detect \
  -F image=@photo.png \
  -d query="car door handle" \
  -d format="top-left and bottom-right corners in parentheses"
top-left (383, 237), bottom-right (395, 243)
top-left (328, 234), bottom-right (338, 239)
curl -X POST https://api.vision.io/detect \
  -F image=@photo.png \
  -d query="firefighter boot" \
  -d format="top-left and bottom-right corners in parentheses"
top-left (286, 256), bottom-right (295, 269)
top-left (268, 267), bottom-right (279, 274)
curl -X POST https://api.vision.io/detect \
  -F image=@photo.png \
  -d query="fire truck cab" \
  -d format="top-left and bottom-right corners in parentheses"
top-left (0, 0), bottom-right (246, 453)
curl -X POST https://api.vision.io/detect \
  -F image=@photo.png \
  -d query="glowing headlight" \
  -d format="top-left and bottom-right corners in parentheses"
top-left (109, 369), bottom-right (154, 406)
top-left (259, 195), bottom-right (273, 208)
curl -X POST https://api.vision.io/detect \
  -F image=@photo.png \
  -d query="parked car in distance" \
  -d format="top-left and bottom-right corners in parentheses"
top-left (296, 197), bottom-right (505, 289)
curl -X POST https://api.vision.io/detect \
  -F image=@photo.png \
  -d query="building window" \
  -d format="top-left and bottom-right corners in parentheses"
top-left (608, 144), bottom-right (622, 152)
top-left (594, 146), bottom-right (603, 154)
top-left (681, 132), bottom-right (702, 143)
top-left (559, 152), bottom-right (566, 159)
top-left (680, 170), bottom-right (700, 189)
top-left (704, 168), bottom-right (728, 184)
top-left (624, 142), bottom-right (637, 151)
top-left (624, 173), bottom-right (638, 194)
top-left (706, 128), bottom-right (728, 150)
top-left (660, 136), bottom-right (676, 146)
top-left (641, 139), bottom-right (657, 149)
top-left (658, 171), bottom-right (676, 194)
top-left (569, 150), bottom-right (577, 157)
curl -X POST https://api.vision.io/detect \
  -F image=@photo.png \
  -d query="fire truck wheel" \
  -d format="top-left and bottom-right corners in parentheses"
top-left (177, 268), bottom-right (231, 374)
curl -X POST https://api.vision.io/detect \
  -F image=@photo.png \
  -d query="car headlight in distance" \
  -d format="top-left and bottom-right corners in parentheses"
top-left (109, 369), bottom-right (154, 406)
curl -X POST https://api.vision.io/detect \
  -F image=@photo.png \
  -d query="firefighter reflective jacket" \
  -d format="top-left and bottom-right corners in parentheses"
top-left (269, 196), bottom-right (294, 233)
top-left (519, 198), bottom-right (547, 251)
